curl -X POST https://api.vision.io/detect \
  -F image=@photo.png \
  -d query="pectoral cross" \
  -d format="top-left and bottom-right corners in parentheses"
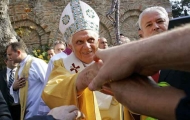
top-left (70, 63), bottom-right (80, 73)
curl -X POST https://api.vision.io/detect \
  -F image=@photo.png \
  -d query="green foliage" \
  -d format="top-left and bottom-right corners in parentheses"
top-left (31, 44), bottom-right (49, 63)
top-left (171, 0), bottom-right (190, 18)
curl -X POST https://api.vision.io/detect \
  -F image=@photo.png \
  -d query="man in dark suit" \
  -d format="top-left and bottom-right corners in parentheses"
top-left (0, 55), bottom-right (17, 107)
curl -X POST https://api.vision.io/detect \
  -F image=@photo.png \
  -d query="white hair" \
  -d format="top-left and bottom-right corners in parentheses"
top-left (138, 6), bottom-right (169, 29)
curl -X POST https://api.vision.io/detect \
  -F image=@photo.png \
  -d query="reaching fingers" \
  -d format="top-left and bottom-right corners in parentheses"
top-left (88, 64), bottom-right (110, 91)
top-left (19, 80), bottom-right (26, 88)
top-left (93, 54), bottom-right (100, 62)
top-left (99, 85), bottom-right (114, 96)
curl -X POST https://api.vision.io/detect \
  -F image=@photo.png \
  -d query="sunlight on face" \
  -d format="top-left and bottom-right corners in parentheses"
top-left (141, 10), bottom-right (169, 38)
top-left (54, 44), bottom-right (66, 54)
top-left (69, 30), bottom-right (99, 64)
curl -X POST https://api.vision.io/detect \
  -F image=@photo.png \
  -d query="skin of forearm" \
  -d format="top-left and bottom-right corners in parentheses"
top-left (76, 61), bottom-right (102, 93)
top-left (110, 75), bottom-right (186, 120)
top-left (134, 24), bottom-right (190, 75)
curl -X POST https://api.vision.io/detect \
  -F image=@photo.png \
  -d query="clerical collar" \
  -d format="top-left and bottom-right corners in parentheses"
top-left (19, 55), bottom-right (30, 67)
top-left (82, 61), bottom-right (94, 67)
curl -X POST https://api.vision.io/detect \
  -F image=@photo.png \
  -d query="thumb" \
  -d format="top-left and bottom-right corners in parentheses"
top-left (88, 65), bottom-right (108, 91)
top-left (93, 49), bottom-right (105, 62)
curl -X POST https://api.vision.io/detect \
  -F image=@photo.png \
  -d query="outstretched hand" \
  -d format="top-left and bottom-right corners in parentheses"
top-left (89, 43), bottom-right (159, 91)
top-left (88, 46), bottom-right (137, 91)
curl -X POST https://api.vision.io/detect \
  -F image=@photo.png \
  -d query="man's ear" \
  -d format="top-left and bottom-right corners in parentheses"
top-left (17, 50), bottom-right (21, 56)
top-left (4, 60), bottom-right (7, 65)
top-left (138, 29), bottom-right (144, 38)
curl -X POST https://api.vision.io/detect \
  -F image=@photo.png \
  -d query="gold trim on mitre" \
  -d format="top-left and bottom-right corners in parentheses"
top-left (59, 0), bottom-right (100, 42)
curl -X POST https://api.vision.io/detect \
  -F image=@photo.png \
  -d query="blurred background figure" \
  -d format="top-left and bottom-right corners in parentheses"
top-left (98, 37), bottom-right (108, 49)
top-left (63, 43), bottom-right (72, 55)
top-left (138, 28), bottom-right (143, 38)
top-left (120, 36), bottom-right (130, 44)
top-left (119, 33), bottom-right (130, 44)
top-left (53, 41), bottom-right (66, 54)
top-left (47, 47), bottom-right (55, 60)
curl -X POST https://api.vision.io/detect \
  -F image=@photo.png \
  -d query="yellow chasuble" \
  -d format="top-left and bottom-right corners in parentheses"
top-left (15, 56), bottom-right (33, 120)
top-left (42, 53), bottom-right (136, 120)
top-left (42, 53), bottom-right (101, 120)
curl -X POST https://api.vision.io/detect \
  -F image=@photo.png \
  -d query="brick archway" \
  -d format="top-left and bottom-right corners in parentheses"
top-left (12, 19), bottom-right (50, 49)
top-left (120, 9), bottom-right (141, 40)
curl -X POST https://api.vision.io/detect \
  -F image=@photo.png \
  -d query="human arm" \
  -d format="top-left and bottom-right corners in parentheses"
top-left (45, 59), bottom-right (54, 83)
top-left (89, 24), bottom-right (190, 90)
top-left (76, 61), bottom-right (103, 93)
top-left (32, 59), bottom-right (48, 83)
top-left (109, 75), bottom-right (186, 120)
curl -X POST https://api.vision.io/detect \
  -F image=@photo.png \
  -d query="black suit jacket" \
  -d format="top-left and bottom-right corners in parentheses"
top-left (0, 69), bottom-right (14, 106)
top-left (0, 69), bottom-right (21, 120)
top-left (0, 90), bottom-right (12, 120)
top-left (159, 69), bottom-right (190, 90)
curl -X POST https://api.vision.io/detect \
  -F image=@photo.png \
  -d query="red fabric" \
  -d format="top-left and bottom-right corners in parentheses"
top-left (151, 72), bottom-right (160, 83)
top-left (63, 47), bottom-right (72, 55)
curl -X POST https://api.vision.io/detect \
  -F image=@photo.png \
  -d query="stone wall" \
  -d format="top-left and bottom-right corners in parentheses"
top-left (9, 0), bottom-right (171, 47)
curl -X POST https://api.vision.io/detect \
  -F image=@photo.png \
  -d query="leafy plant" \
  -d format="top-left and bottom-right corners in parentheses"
top-left (31, 44), bottom-right (49, 63)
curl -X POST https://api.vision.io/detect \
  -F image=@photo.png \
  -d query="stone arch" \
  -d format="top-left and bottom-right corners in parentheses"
top-left (9, 2), bottom-right (52, 48)
top-left (12, 19), bottom-right (50, 49)
top-left (120, 9), bottom-right (141, 40)
top-left (98, 13), bottom-right (116, 45)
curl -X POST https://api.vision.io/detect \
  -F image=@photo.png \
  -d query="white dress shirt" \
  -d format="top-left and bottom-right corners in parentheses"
top-left (6, 67), bottom-right (17, 84)
top-left (10, 55), bottom-right (48, 119)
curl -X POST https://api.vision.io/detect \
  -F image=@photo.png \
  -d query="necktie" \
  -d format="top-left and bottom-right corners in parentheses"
top-left (7, 69), bottom-right (14, 104)
top-left (8, 70), bottom-right (14, 88)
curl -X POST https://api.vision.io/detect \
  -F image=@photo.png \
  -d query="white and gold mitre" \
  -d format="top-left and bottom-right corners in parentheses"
top-left (59, 0), bottom-right (100, 41)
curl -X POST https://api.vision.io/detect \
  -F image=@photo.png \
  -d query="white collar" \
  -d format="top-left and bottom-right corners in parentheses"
top-left (19, 55), bottom-right (31, 67)
top-left (7, 67), bottom-right (17, 73)
top-left (63, 52), bottom-right (94, 73)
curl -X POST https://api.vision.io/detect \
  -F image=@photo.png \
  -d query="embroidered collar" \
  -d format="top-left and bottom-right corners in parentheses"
top-left (63, 52), bottom-right (94, 73)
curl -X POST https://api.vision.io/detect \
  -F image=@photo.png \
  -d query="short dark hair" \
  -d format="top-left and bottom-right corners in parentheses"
top-left (3, 53), bottom-right (8, 61)
top-left (47, 47), bottom-right (54, 51)
top-left (6, 42), bottom-right (27, 53)
top-left (120, 33), bottom-right (124, 36)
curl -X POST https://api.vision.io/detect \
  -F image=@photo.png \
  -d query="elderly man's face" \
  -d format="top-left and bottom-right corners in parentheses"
top-left (69, 30), bottom-right (99, 64)
top-left (141, 10), bottom-right (169, 38)
top-left (99, 38), bottom-right (108, 49)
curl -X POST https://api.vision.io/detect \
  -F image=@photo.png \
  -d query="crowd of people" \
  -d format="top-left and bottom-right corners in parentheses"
top-left (0, 0), bottom-right (189, 120)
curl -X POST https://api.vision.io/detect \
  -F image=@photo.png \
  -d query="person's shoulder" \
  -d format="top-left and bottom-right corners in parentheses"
top-left (51, 52), bottom-right (67, 61)
top-left (0, 68), bottom-right (6, 74)
top-left (53, 58), bottom-right (65, 67)
top-left (32, 57), bottom-right (47, 65)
